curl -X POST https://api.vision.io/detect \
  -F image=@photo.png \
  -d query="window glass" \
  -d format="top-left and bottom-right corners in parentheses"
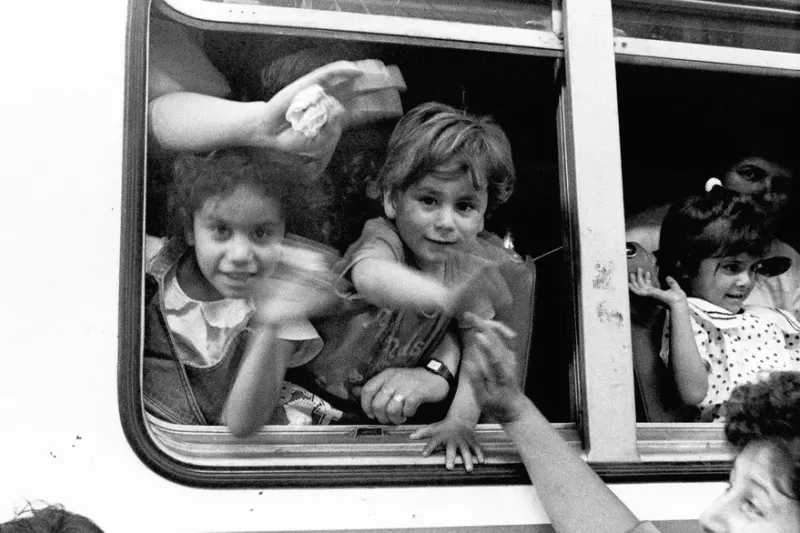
top-left (139, 2), bottom-right (571, 480)
top-left (613, 0), bottom-right (800, 54)
top-left (620, 63), bottom-right (800, 424)
top-left (205, 0), bottom-right (553, 31)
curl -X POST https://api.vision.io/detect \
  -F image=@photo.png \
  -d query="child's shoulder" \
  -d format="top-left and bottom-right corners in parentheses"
top-left (744, 305), bottom-right (800, 334)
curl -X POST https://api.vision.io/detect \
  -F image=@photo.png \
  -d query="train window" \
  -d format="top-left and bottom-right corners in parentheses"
top-left (119, 0), bottom-right (583, 486)
top-left (612, 0), bottom-right (800, 54)
top-left (620, 58), bottom-right (800, 467)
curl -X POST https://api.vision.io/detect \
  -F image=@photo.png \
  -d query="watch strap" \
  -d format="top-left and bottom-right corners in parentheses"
top-left (421, 358), bottom-right (456, 388)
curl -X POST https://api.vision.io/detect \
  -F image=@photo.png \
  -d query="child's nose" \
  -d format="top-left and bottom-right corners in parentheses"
top-left (227, 235), bottom-right (254, 262)
top-left (434, 206), bottom-right (456, 231)
top-left (698, 493), bottom-right (730, 532)
top-left (735, 269), bottom-right (753, 287)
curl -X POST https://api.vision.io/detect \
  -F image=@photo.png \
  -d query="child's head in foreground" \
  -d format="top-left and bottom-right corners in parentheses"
top-left (170, 147), bottom-right (304, 301)
top-left (657, 182), bottom-right (774, 313)
top-left (374, 102), bottom-right (515, 270)
top-left (698, 371), bottom-right (800, 530)
top-left (0, 504), bottom-right (103, 533)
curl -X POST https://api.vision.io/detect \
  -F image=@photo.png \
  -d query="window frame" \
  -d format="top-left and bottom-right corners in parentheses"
top-left (612, 2), bottom-right (800, 472)
top-left (119, 0), bottom-right (800, 489)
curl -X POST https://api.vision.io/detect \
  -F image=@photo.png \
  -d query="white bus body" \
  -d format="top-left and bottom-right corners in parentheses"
top-left (3, 0), bottom-right (798, 531)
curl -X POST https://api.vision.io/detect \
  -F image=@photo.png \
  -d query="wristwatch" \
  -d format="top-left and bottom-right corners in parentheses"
top-left (420, 358), bottom-right (456, 388)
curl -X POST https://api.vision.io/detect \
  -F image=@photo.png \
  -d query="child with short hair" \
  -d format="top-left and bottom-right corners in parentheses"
top-left (302, 102), bottom-right (518, 470)
top-left (144, 147), bottom-right (342, 435)
top-left (629, 180), bottom-right (800, 421)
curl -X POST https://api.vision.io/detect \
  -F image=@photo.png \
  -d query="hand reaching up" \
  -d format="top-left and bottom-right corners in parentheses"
top-left (628, 268), bottom-right (688, 309)
top-left (460, 313), bottom-right (526, 424)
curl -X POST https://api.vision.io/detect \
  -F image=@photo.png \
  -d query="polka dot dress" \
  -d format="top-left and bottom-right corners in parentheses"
top-left (661, 297), bottom-right (800, 421)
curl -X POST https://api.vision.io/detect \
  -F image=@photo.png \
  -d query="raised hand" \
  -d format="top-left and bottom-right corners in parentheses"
top-left (251, 241), bottom-right (341, 324)
top-left (460, 313), bottom-right (525, 424)
top-left (628, 268), bottom-right (687, 308)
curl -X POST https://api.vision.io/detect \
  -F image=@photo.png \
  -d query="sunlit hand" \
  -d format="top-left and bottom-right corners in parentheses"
top-left (258, 59), bottom-right (404, 180)
top-left (358, 368), bottom-right (449, 425)
top-left (628, 268), bottom-right (687, 309)
top-left (460, 312), bottom-right (526, 425)
top-left (410, 415), bottom-right (484, 472)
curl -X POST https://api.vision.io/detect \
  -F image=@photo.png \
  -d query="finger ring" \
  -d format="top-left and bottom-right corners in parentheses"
top-left (393, 394), bottom-right (405, 403)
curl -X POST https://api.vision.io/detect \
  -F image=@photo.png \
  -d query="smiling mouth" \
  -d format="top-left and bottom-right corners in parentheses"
top-left (426, 238), bottom-right (457, 246)
top-left (222, 272), bottom-right (255, 282)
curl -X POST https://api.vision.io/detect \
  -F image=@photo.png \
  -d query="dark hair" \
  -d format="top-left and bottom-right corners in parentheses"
top-left (169, 147), bottom-right (309, 240)
top-left (374, 102), bottom-right (515, 213)
top-left (259, 45), bottom-right (362, 102)
top-left (724, 371), bottom-right (800, 500)
top-left (0, 504), bottom-right (103, 533)
top-left (656, 185), bottom-right (773, 289)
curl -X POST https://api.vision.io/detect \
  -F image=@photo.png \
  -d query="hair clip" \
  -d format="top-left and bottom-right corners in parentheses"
top-left (704, 177), bottom-right (723, 192)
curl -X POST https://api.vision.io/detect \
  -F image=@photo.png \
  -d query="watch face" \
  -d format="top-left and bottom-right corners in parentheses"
top-left (427, 360), bottom-right (443, 372)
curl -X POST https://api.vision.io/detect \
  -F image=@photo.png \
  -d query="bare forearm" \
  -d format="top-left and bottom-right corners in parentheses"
top-left (149, 93), bottom-right (269, 152)
top-left (352, 259), bottom-right (451, 312)
top-left (225, 326), bottom-right (292, 438)
top-left (668, 305), bottom-right (709, 405)
top-left (504, 400), bottom-right (640, 533)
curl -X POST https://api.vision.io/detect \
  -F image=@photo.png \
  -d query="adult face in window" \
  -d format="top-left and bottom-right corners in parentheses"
top-left (721, 156), bottom-right (794, 218)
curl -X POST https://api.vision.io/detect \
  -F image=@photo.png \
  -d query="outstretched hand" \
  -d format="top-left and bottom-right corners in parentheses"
top-left (628, 268), bottom-right (687, 308)
top-left (460, 313), bottom-right (526, 424)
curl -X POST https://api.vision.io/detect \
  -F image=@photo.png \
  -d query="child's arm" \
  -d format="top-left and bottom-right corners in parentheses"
top-left (409, 328), bottom-right (489, 472)
top-left (628, 269), bottom-right (709, 405)
top-left (359, 330), bottom-right (458, 424)
top-left (351, 257), bottom-right (455, 313)
top-left (224, 325), bottom-right (298, 438)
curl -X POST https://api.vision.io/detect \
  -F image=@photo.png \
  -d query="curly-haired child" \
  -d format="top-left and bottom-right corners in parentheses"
top-left (143, 147), bottom-right (343, 435)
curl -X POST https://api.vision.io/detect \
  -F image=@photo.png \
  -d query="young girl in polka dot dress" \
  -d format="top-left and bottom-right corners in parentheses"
top-left (629, 179), bottom-right (800, 421)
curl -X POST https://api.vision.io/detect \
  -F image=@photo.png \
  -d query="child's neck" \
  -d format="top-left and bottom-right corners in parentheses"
top-left (176, 254), bottom-right (224, 302)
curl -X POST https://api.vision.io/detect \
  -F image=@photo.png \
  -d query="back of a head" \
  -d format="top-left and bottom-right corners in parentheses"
top-left (376, 101), bottom-right (516, 213)
top-left (656, 184), bottom-right (773, 288)
top-left (724, 371), bottom-right (800, 500)
top-left (0, 505), bottom-right (103, 533)
top-left (259, 44), bottom-right (362, 102)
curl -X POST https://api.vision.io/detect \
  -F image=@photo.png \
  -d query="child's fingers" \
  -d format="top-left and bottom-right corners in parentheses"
top-left (409, 424), bottom-right (433, 441)
top-left (462, 312), bottom-right (517, 340)
top-left (456, 442), bottom-right (474, 472)
top-left (445, 442), bottom-right (458, 471)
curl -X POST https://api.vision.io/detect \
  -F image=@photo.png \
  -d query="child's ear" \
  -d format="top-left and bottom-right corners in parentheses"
top-left (383, 190), bottom-right (397, 220)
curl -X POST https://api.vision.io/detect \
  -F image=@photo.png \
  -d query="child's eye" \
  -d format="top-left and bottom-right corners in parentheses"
top-left (456, 201), bottom-right (477, 212)
top-left (211, 225), bottom-right (231, 239)
top-left (251, 227), bottom-right (277, 243)
top-left (721, 263), bottom-right (745, 274)
top-left (418, 196), bottom-right (437, 206)
top-left (741, 498), bottom-right (765, 518)
top-left (735, 165), bottom-right (767, 183)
